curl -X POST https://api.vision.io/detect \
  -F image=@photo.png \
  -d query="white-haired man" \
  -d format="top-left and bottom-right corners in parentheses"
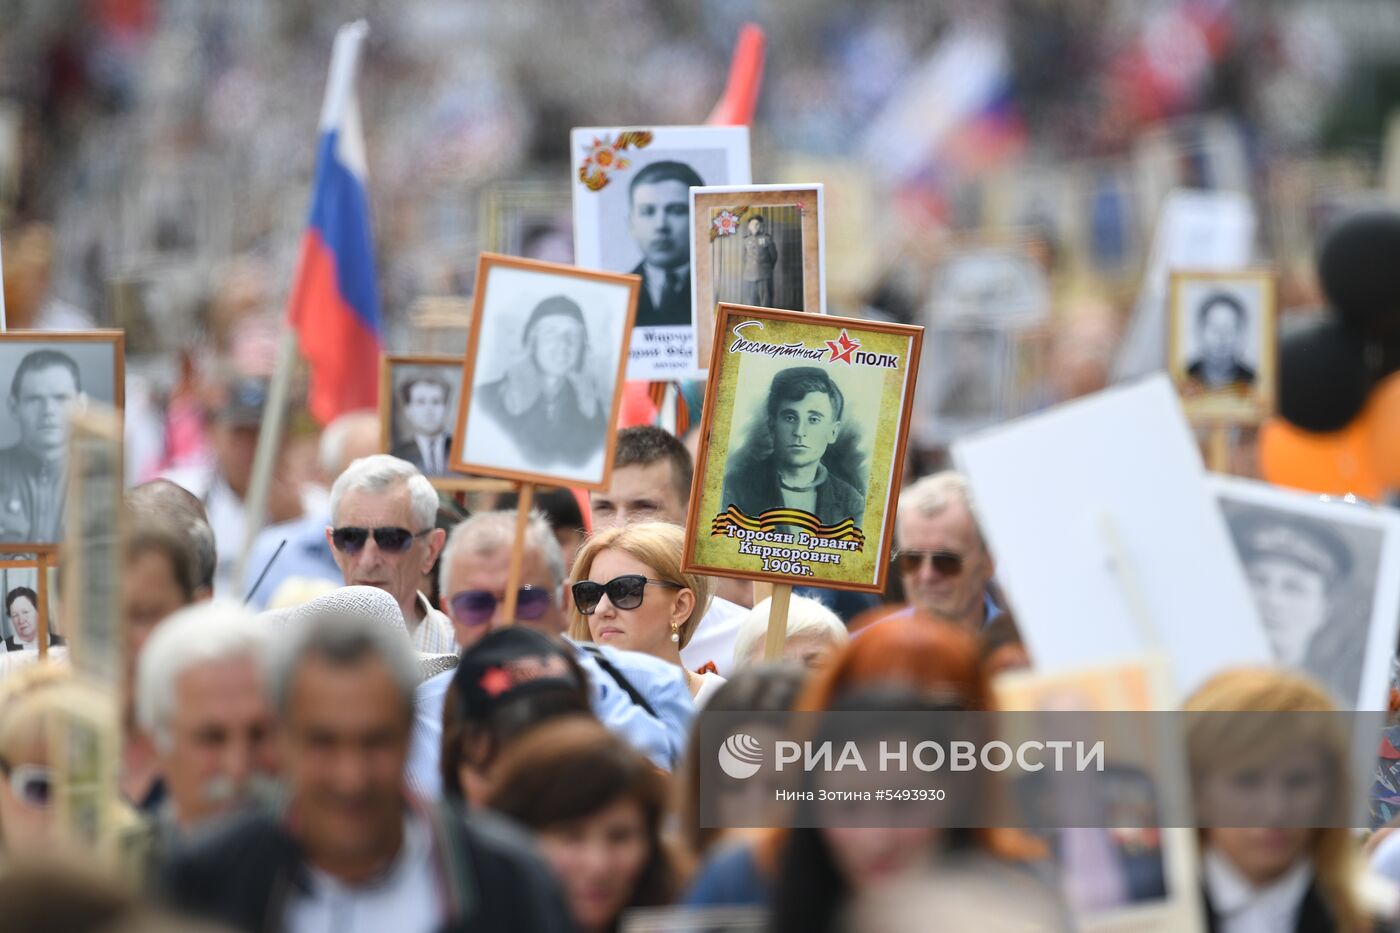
top-left (889, 471), bottom-right (1001, 631)
top-left (325, 454), bottom-right (454, 654)
top-left (162, 598), bottom-right (573, 933)
top-left (731, 594), bottom-right (848, 670)
top-left (243, 410), bottom-right (381, 608)
top-left (136, 601), bottom-right (277, 831)
top-left (406, 510), bottom-right (693, 796)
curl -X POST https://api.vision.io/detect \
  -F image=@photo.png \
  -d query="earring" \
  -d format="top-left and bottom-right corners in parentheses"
top-left (670, 620), bottom-right (680, 644)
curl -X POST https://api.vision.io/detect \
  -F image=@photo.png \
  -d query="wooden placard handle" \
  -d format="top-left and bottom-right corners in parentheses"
top-left (762, 583), bottom-right (793, 662)
top-left (1206, 423), bottom-right (1230, 474)
top-left (501, 482), bottom-right (535, 624)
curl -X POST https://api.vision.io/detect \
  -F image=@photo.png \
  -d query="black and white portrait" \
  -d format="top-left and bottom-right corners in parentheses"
top-left (481, 183), bottom-right (574, 263)
top-left (572, 126), bottom-right (750, 381)
top-left (721, 365), bottom-right (869, 527)
top-left (455, 256), bottom-right (636, 489)
top-left (916, 324), bottom-right (1011, 445)
top-left (1218, 489), bottom-right (1392, 708)
top-left (0, 334), bottom-right (123, 545)
top-left (1170, 272), bottom-right (1275, 414)
top-left (712, 207), bottom-right (806, 312)
top-left (385, 360), bottom-right (462, 478)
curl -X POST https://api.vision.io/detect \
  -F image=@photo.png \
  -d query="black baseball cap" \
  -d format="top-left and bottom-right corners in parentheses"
top-left (452, 627), bottom-right (586, 720)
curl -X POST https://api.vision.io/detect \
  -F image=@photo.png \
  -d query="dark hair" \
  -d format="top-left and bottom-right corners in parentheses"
top-left (126, 480), bottom-right (216, 592)
top-left (398, 374), bottom-right (451, 407)
top-left (125, 519), bottom-right (200, 605)
top-left (614, 426), bottom-right (694, 509)
top-left (438, 654), bottom-right (593, 799)
top-left (487, 717), bottom-right (678, 912)
top-left (746, 214), bottom-right (765, 228)
top-left (628, 160), bottom-right (704, 203)
top-left (766, 367), bottom-right (844, 422)
top-left (10, 348), bottom-right (81, 400)
top-left (678, 663), bottom-right (809, 858)
top-left (4, 587), bottom-right (36, 615)
top-left (497, 486), bottom-right (584, 535)
top-left (1195, 292), bottom-right (1247, 329)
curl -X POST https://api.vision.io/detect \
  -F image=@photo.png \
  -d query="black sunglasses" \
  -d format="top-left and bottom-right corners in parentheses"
top-left (891, 549), bottom-right (965, 578)
top-left (330, 526), bottom-right (431, 555)
top-left (572, 574), bottom-right (681, 615)
top-left (449, 586), bottom-right (553, 627)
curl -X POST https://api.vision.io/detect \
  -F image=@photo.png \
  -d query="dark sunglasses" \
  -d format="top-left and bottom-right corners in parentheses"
top-left (448, 586), bottom-right (553, 627)
top-left (572, 574), bottom-right (681, 615)
top-left (330, 526), bottom-right (431, 554)
top-left (891, 549), bottom-right (965, 577)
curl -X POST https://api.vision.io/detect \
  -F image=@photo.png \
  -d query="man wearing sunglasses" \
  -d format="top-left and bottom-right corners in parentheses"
top-left (888, 472), bottom-right (1002, 633)
top-left (326, 455), bottom-right (455, 654)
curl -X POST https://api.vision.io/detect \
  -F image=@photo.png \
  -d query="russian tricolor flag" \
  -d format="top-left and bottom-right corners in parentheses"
top-left (288, 21), bottom-right (381, 425)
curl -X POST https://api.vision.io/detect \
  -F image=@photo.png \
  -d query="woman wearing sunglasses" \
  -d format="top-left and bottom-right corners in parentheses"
top-left (567, 522), bottom-right (722, 705)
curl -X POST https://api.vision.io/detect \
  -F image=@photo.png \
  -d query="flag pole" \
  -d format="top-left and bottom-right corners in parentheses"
top-left (234, 21), bottom-right (370, 589)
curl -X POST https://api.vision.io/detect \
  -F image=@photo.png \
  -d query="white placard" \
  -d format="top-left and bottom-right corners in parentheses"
top-left (952, 375), bottom-right (1270, 698)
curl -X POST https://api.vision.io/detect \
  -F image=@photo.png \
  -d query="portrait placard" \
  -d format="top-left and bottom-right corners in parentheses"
top-left (684, 305), bottom-right (923, 593)
top-left (994, 660), bottom-right (1205, 933)
top-left (927, 241), bottom-right (1051, 327)
top-left (480, 181), bottom-right (574, 262)
top-left (380, 354), bottom-right (466, 489)
top-left (1210, 475), bottom-right (1400, 711)
top-left (1168, 269), bottom-right (1276, 424)
top-left (914, 322), bottom-right (1015, 446)
top-left (449, 253), bottom-right (639, 490)
top-left (62, 406), bottom-right (124, 689)
top-left (570, 126), bottom-right (751, 381)
top-left (0, 332), bottom-right (123, 549)
top-left (0, 547), bottom-right (60, 675)
top-left (690, 184), bottom-right (825, 372)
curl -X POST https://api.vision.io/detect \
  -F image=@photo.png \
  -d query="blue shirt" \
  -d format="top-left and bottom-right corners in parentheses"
top-left (242, 509), bottom-right (342, 609)
top-left (406, 639), bottom-right (695, 800)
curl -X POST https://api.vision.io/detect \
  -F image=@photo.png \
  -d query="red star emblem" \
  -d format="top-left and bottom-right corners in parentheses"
top-left (826, 329), bottom-right (860, 364)
top-left (478, 667), bottom-right (515, 697)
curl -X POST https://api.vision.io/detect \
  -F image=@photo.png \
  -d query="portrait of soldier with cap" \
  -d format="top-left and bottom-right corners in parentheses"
top-left (1224, 504), bottom-right (1372, 704)
top-left (474, 293), bottom-right (607, 469)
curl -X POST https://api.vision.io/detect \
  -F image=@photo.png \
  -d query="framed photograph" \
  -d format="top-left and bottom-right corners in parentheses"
top-left (480, 181), bottom-right (574, 263)
top-left (995, 661), bottom-right (1205, 933)
top-left (913, 322), bottom-right (1014, 447)
top-left (690, 184), bottom-right (825, 372)
top-left (0, 547), bottom-right (60, 665)
top-left (570, 125), bottom-right (751, 381)
top-left (683, 304), bottom-right (923, 594)
top-left (380, 354), bottom-right (467, 488)
top-left (449, 252), bottom-right (639, 490)
top-left (1210, 475), bottom-right (1400, 711)
top-left (0, 332), bottom-right (123, 549)
top-left (1167, 269), bottom-right (1276, 424)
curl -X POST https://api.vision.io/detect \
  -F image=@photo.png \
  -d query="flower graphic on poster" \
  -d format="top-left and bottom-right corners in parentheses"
top-left (577, 130), bottom-right (655, 192)
top-left (709, 205), bottom-right (751, 241)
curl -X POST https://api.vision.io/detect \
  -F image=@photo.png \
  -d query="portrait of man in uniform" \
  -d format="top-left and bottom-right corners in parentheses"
top-left (0, 348), bottom-right (86, 543)
top-left (741, 214), bottom-right (778, 308)
top-left (720, 366), bottom-right (866, 526)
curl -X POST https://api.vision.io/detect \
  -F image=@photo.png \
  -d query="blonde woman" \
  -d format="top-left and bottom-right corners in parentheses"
top-left (568, 522), bottom-right (721, 704)
top-left (1184, 668), bottom-right (1367, 933)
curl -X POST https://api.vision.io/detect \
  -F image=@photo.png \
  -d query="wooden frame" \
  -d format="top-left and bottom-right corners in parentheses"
top-left (683, 303), bottom-right (924, 594)
top-left (0, 331), bottom-right (124, 552)
top-left (448, 252), bottom-right (640, 492)
top-left (1166, 268), bottom-right (1276, 426)
top-left (0, 545), bottom-right (58, 659)
top-left (690, 184), bottom-right (826, 372)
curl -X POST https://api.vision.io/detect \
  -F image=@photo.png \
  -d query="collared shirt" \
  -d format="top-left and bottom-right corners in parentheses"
top-left (411, 593), bottom-right (457, 655)
top-left (643, 262), bottom-right (689, 310)
top-left (681, 596), bottom-right (745, 678)
top-left (414, 435), bottom-right (448, 476)
top-left (285, 810), bottom-right (440, 933)
top-left (1203, 848), bottom-right (1313, 933)
top-left (0, 444), bottom-right (66, 544)
top-left (242, 509), bottom-right (343, 610)
top-left (406, 638), bottom-right (693, 799)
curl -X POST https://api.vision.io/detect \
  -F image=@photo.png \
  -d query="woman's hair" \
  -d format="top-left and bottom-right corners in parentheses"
top-left (566, 522), bottom-right (714, 648)
top-left (438, 654), bottom-right (593, 799)
top-left (486, 717), bottom-right (677, 911)
top-left (0, 664), bottom-right (71, 766)
top-left (676, 662), bottom-right (810, 859)
top-left (4, 587), bottom-right (36, 616)
top-left (1184, 667), bottom-right (1364, 933)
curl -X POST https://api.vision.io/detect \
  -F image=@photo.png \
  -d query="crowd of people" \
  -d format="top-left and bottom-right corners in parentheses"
top-left (0, 413), bottom-right (1389, 933)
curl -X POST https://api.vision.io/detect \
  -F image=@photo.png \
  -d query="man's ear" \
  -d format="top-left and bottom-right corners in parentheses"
top-left (422, 527), bottom-right (447, 574)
